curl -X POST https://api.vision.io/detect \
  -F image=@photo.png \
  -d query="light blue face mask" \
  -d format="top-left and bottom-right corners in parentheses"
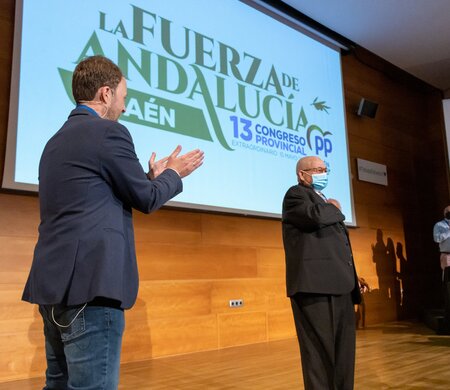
top-left (311, 172), bottom-right (328, 190)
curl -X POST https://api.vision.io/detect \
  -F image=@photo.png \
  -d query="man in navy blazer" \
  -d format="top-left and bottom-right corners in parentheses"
top-left (282, 156), bottom-right (361, 390)
top-left (22, 56), bottom-right (204, 390)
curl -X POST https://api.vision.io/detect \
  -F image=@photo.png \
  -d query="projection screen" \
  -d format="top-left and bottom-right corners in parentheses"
top-left (3, 0), bottom-right (356, 223)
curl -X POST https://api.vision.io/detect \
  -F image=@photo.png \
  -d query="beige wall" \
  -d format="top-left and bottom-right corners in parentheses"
top-left (0, 1), bottom-right (448, 382)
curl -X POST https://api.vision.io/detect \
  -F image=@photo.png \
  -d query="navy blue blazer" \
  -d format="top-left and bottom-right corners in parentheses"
top-left (282, 183), bottom-right (361, 304)
top-left (22, 107), bottom-right (182, 309)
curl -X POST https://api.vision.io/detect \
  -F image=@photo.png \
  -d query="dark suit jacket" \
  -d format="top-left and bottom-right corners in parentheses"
top-left (282, 183), bottom-right (361, 304)
top-left (22, 107), bottom-right (182, 309)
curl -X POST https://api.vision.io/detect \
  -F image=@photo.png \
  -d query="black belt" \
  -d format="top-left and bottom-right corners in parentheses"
top-left (87, 296), bottom-right (122, 309)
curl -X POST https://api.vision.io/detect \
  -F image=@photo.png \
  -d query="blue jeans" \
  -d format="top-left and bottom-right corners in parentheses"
top-left (39, 303), bottom-right (125, 390)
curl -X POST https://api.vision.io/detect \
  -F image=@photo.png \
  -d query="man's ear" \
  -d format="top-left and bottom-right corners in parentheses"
top-left (98, 86), bottom-right (110, 104)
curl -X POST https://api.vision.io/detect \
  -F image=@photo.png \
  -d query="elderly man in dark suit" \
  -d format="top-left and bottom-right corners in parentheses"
top-left (282, 155), bottom-right (361, 390)
top-left (22, 56), bottom-right (204, 390)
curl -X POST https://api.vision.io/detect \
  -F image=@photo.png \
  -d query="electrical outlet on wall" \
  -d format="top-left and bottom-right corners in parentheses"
top-left (229, 299), bottom-right (244, 308)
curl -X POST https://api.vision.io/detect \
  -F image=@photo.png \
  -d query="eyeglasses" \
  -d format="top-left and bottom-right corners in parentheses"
top-left (301, 167), bottom-right (330, 174)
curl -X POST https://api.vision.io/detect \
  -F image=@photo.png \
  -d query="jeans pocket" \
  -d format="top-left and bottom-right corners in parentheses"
top-left (53, 306), bottom-right (86, 342)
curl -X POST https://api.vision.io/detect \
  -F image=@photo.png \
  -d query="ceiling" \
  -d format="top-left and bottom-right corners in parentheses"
top-left (281, 0), bottom-right (450, 93)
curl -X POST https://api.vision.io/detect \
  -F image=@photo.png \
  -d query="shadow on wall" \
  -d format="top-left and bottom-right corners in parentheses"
top-left (356, 229), bottom-right (412, 329)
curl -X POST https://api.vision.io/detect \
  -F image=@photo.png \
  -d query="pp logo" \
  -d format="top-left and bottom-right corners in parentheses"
top-left (306, 125), bottom-right (333, 157)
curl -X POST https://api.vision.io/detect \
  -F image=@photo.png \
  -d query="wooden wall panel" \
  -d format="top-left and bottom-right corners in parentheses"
top-left (0, 285), bottom-right (34, 322)
top-left (210, 280), bottom-right (287, 313)
top-left (0, 236), bottom-right (36, 284)
top-left (218, 312), bottom-right (267, 348)
top-left (343, 51), bottom-right (448, 324)
top-left (0, 195), bottom-right (39, 237)
top-left (201, 214), bottom-right (283, 248)
top-left (267, 309), bottom-right (297, 341)
top-left (133, 210), bottom-right (203, 245)
top-left (0, 0), bottom-right (449, 383)
top-left (124, 314), bottom-right (218, 360)
top-left (256, 248), bottom-right (286, 278)
top-left (136, 281), bottom-right (213, 319)
top-left (0, 338), bottom-right (45, 381)
top-left (137, 243), bottom-right (258, 280)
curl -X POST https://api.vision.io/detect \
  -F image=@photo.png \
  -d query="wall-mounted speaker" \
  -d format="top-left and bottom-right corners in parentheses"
top-left (357, 98), bottom-right (378, 118)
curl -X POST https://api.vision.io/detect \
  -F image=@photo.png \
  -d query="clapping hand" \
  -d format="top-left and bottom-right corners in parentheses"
top-left (147, 153), bottom-right (169, 180)
top-left (147, 145), bottom-right (204, 179)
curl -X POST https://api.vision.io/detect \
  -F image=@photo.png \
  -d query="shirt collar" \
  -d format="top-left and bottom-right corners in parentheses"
top-left (76, 104), bottom-right (99, 117)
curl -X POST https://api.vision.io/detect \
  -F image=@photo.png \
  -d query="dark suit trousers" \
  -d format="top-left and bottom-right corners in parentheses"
top-left (290, 292), bottom-right (356, 390)
top-left (444, 266), bottom-right (450, 331)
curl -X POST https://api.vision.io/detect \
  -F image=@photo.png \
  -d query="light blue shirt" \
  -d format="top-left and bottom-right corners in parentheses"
top-left (433, 219), bottom-right (450, 252)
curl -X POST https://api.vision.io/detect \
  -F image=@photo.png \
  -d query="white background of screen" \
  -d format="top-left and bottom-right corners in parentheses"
top-left (3, 0), bottom-right (356, 223)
